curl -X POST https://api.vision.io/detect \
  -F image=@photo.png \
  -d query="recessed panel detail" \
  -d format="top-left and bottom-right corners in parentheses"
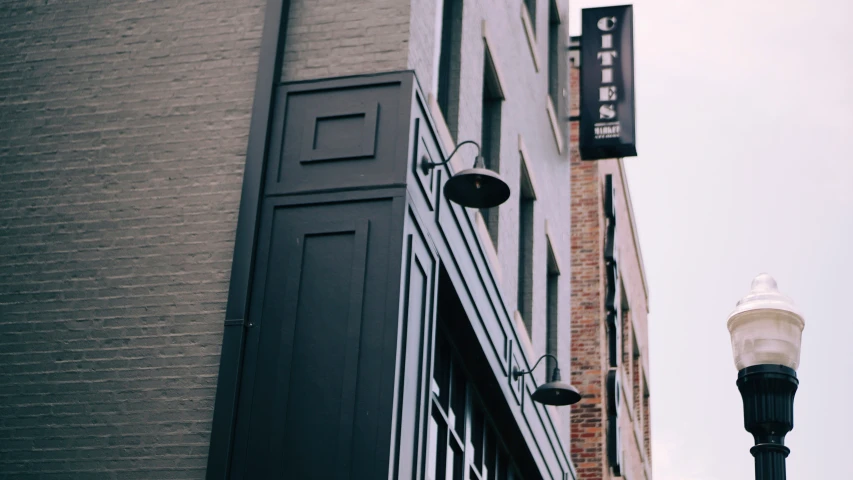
top-left (300, 103), bottom-right (379, 163)
top-left (267, 81), bottom-right (406, 195)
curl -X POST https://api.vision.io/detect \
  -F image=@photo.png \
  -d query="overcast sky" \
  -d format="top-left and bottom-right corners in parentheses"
top-left (569, 1), bottom-right (853, 479)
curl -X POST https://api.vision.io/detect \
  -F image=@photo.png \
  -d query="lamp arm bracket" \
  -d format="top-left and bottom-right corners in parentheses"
top-left (421, 140), bottom-right (481, 173)
top-left (512, 353), bottom-right (559, 381)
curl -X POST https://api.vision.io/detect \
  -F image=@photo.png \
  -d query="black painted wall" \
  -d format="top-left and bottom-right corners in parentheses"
top-left (209, 72), bottom-right (575, 479)
top-left (230, 196), bottom-right (405, 478)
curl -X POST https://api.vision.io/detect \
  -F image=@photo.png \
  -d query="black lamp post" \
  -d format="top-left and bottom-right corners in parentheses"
top-left (727, 274), bottom-right (805, 480)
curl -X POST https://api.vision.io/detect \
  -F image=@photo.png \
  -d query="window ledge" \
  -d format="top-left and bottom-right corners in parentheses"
top-left (620, 367), bottom-right (635, 421)
top-left (517, 134), bottom-right (540, 200)
top-left (544, 220), bottom-right (563, 274)
top-left (481, 20), bottom-right (508, 101)
top-left (520, 3), bottom-right (540, 72)
top-left (546, 96), bottom-right (564, 154)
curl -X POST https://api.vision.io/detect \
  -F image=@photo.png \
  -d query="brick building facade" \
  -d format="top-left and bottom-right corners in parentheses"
top-left (0, 0), bottom-right (650, 478)
top-left (0, 1), bottom-right (266, 477)
top-left (569, 46), bottom-right (653, 480)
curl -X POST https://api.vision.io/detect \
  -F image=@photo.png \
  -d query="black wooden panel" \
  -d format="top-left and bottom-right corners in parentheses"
top-left (211, 68), bottom-right (578, 480)
top-left (300, 102), bottom-right (378, 163)
top-left (392, 207), bottom-right (437, 480)
top-left (284, 222), bottom-right (367, 477)
top-left (410, 117), bottom-right (441, 212)
top-left (230, 198), bottom-right (401, 479)
top-left (406, 91), bottom-right (510, 378)
top-left (508, 344), bottom-right (524, 407)
top-left (404, 84), bottom-right (577, 479)
top-left (434, 180), bottom-right (507, 366)
top-left (266, 76), bottom-right (414, 196)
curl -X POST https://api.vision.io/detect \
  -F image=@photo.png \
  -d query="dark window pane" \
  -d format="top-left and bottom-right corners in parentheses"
top-left (507, 463), bottom-right (523, 480)
top-left (518, 164), bottom-right (535, 334)
top-left (480, 47), bottom-right (503, 248)
top-left (471, 403), bottom-right (484, 470)
top-left (448, 441), bottom-right (464, 480)
top-left (433, 336), bottom-right (451, 410)
top-left (449, 363), bottom-right (466, 434)
top-left (547, 0), bottom-right (560, 102)
top-left (427, 407), bottom-right (448, 480)
top-left (485, 426), bottom-right (496, 480)
top-left (497, 449), bottom-right (508, 480)
top-left (546, 267), bottom-right (559, 374)
top-left (427, 330), bottom-right (535, 480)
top-left (437, 0), bottom-right (463, 139)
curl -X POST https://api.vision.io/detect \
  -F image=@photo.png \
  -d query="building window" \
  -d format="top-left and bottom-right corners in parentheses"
top-left (436, 0), bottom-right (463, 140)
top-left (547, 0), bottom-right (560, 105)
top-left (427, 335), bottom-right (465, 480)
top-left (621, 284), bottom-right (630, 369)
top-left (480, 46), bottom-right (504, 248)
top-left (606, 272), bottom-right (621, 369)
top-left (523, 0), bottom-right (536, 33)
top-left (427, 330), bottom-right (524, 480)
top-left (633, 326), bottom-right (641, 423)
top-left (545, 240), bottom-right (560, 374)
top-left (622, 317), bottom-right (631, 374)
top-left (643, 379), bottom-right (652, 465)
top-left (517, 157), bottom-right (536, 335)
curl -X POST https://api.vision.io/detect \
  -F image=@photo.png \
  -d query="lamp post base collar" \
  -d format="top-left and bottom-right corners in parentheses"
top-left (750, 443), bottom-right (790, 457)
top-left (750, 443), bottom-right (791, 480)
top-left (738, 364), bottom-right (797, 379)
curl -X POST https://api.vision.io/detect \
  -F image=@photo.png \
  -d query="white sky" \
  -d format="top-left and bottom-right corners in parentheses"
top-left (569, 1), bottom-right (853, 479)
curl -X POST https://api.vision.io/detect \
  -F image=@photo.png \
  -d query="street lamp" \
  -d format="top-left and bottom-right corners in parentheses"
top-left (727, 274), bottom-right (805, 480)
top-left (512, 354), bottom-right (581, 406)
top-left (420, 140), bottom-right (511, 209)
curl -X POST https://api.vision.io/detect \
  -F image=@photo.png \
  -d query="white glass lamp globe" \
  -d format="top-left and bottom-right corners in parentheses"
top-left (727, 274), bottom-right (805, 371)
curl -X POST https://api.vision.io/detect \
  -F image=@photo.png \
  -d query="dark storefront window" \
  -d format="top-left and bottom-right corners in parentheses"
top-left (426, 332), bottom-right (524, 480)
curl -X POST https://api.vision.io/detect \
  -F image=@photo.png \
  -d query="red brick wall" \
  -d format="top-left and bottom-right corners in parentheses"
top-left (569, 60), bottom-right (608, 479)
top-left (569, 52), bottom-right (653, 480)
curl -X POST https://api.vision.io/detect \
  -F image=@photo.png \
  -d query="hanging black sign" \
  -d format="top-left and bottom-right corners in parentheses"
top-left (580, 5), bottom-right (637, 160)
top-left (607, 369), bottom-right (623, 475)
top-left (603, 174), bottom-right (623, 475)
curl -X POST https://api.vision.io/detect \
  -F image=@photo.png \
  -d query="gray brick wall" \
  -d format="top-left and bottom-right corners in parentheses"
top-left (281, 0), bottom-right (410, 83)
top-left (0, 0), bottom-right (575, 474)
top-left (0, 0), bottom-right (265, 477)
top-left (408, 0), bottom-right (439, 93)
top-left (408, 0), bottom-right (573, 441)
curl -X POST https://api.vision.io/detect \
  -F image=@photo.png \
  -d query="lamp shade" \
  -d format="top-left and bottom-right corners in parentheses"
top-left (530, 367), bottom-right (581, 406)
top-left (727, 274), bottom-right (804, 371)
top-left (443, 167), bottom-right (510, 209)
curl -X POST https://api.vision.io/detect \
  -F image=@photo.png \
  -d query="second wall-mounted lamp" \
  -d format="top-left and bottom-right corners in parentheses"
top-left (513, 354), bottom-right (581, 406)
top-left (421, 140), bottom-right (510, 209)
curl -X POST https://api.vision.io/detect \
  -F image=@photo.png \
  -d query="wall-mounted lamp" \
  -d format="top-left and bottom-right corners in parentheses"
top-left (513, 354), bottom-right (581, 406)
top-left (421, 140), bottom-right (510, 209)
